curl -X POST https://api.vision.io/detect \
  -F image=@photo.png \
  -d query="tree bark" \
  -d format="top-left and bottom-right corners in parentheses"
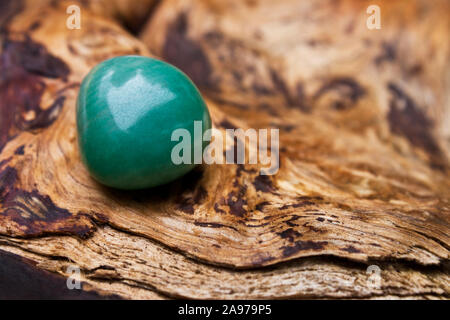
top-left (0, 0), bottom-right (448, 299)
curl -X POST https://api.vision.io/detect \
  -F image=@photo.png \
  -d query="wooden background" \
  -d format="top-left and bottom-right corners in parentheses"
top-left (0, 0), bottom-right (449, 299)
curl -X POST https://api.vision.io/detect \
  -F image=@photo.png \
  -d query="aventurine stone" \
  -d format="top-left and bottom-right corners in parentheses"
top-left (76, 56), bottom-right (211, 189)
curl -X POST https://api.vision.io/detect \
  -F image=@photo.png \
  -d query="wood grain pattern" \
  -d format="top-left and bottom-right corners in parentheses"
top-left (0, 0), bottom-right (449, 298)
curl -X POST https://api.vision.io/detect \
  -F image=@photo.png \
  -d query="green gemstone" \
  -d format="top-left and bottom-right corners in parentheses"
top-left (76, 56), bottom-right (211, 189)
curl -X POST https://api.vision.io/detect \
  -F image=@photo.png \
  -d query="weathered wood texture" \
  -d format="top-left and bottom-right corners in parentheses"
top-left (0, 0), bottom-right (449, 299)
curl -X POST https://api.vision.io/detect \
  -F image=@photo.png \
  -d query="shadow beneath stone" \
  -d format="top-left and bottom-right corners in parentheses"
top-left (96, 166), bottom-right (206, 207)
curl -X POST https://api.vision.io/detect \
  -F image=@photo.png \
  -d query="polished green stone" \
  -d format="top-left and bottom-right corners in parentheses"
top-left (76, 56), bottom-right (211, 189)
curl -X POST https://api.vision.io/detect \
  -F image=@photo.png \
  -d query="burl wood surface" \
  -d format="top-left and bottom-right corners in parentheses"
top-left (0, 0), bottom-right (449, 299)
